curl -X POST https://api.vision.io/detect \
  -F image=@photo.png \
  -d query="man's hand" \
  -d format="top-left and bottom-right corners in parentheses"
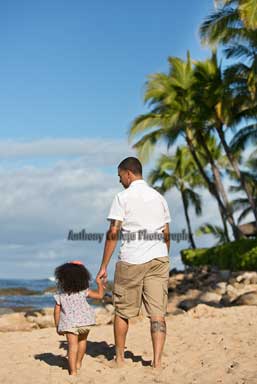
top-left (97, 220), bottom-right (121, 285)
top-left (97, 266), bottom-right (108, 283)
top-left (163, 223), bottom-right (170, 253)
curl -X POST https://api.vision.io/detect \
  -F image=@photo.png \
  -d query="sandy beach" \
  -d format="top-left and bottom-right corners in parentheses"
top-left (0, 304), bottom-right (256, 384)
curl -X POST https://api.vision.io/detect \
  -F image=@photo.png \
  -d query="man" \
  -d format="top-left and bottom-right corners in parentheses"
top-left (97, 157), bottom-right (171, 369)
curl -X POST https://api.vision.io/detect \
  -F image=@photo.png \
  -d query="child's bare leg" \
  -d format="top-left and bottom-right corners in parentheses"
top-left (66, 333), bottom-right (79, 375)
top-left (77, 331), bottom-right (89, 369)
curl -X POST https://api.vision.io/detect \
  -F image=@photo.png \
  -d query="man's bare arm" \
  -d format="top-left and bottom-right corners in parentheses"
top-left (163, 223), bottom-right (170, 253)
top-left (97, 220), bottom-right (122, 280)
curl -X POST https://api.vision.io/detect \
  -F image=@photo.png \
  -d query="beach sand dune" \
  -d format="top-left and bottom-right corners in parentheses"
top-left (0, 305), bottom-right (256, 384)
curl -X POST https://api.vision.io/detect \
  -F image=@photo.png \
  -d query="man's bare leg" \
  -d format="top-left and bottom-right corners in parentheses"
top-left (114, 314), bottom-right (129, 365)
top-left (150, 316), bottom-right (166, 369)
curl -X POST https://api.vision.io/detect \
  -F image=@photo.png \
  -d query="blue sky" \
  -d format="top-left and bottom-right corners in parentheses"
top-left (1, 0), bottom-right (241, 279)
top-left (0, 0), bottom-right (213, 140)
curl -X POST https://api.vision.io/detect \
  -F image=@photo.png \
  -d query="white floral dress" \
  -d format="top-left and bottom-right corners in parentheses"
top-left (54, 289), bottom-right (96, 333)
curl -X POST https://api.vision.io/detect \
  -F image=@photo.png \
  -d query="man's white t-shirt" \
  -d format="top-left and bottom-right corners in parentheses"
top-left (107, 179), bottom-right (171, 264)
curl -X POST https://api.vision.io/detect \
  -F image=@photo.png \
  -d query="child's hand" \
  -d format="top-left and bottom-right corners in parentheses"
top-left (56, 327), bottom-right (64, 336)
top-left (96, 275), bottom-right (106, 289)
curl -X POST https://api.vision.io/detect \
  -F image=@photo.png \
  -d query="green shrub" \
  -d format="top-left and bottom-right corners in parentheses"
top-left (181, 238), bottom-right (257, 271)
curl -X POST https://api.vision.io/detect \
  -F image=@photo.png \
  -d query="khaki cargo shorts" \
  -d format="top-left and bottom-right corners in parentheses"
top-left (113, 256), bottom-right (170, 319)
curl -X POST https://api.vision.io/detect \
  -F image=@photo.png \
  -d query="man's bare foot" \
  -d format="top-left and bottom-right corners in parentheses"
top-left (152, 366), bottom-right (163, 372)
top-left (66, 375), bottom-right (79, 383)
top-left (151, 362), bottom-right (163, 371)
top-left (109, 359), bottom-right (126, 368)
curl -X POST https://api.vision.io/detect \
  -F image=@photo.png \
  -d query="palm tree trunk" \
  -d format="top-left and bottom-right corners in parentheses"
top-left (219, 209), bottom-right (231, 243)
top-left (181, 189), bottom-right (196, 249)
top-left (215, 121), bottom-right (257, 225)
top-left (195, 130), bottom-right (242, 240)
top-left (185, 128), bottom-right (240, 240)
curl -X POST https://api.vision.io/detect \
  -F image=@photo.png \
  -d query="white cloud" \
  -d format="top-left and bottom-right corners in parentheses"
top-left (0, 162), bottom-right (123, 278)
top-left (0, 239), bottom-right (118, 280)
top-left (0, 163), bottom-right (121, 244)
top-left (0, 138), bottom-right (134, 161)
top-left (0, 137), bottom-right (241, 279)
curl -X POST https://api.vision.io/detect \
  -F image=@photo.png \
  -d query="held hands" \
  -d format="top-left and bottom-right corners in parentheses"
top-left (97, 266), bottom-right (108, 285)
top-left (97, 266), bottom-right (107, 279)
top-left (96, 274), bottom-right (106, 289)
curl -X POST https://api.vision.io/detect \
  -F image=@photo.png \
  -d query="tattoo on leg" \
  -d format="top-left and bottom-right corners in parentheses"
top-left (151, 320), bottom-right (166, 334)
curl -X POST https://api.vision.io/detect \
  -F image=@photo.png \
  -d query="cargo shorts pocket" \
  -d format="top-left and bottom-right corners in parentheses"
top-left (163, 284), bottom-right (168, 313)
top-left (112, 285), bottom-right (125, 306)
top-left (113, 284), bottom-right (141, 318)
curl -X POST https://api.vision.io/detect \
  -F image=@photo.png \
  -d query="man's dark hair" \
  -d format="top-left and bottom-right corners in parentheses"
top-left (118, 157), bottom-right (142, 175)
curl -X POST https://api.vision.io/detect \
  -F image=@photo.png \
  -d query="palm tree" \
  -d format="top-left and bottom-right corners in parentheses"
top-left (200, 1), bottom-right (257, 47)
top-left (129, 53), bottom-right (241, 239)
top-left (148, 147), bottom-right (203, 248)
top-left (200, 1), bottom-right (257, 100)
top-left (193, 51), bottom-right (257, 224)
top-left (195, 134), bottom-right (233, 241)
top-left (229, 152), bottom-right (257, 223)
top-left (237, 0), bottom-right (257, 30)
top-left (223, 29), bottom-right (257, 99)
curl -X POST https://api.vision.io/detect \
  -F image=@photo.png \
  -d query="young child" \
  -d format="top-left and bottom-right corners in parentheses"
top-left (53, 260), bottom-right (104, 377)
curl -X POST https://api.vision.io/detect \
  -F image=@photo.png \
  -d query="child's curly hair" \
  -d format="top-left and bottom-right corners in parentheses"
top-left (55, 262), bottom-right (91, 294)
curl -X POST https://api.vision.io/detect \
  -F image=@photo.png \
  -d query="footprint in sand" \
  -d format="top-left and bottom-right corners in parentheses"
top-left (96, 355), bottom-right (108, 365)
top-left (64, 377), bottom-right (82, 384)
top-left (108, 360), bottom-right (127, 369)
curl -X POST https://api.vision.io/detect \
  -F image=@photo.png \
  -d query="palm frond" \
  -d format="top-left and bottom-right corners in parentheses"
top-left (224, 62), bottom-right (250, 81)
top-left (239, 0), bottom-right (257, 30)
top-left (230, 123), bottom-right (257, 151)
top-left (200, 6), bottom-right (241, 46)
top-left (231, 197), bottom-right (251, 211)
top-left (224, 42), bottom-right (252, 59)
top-left (132, 129), bottom-right (166, 163)
top-left (129, 114), bottom-right (165, 140)
top-left (144, 73), bottom-right (175, 104)
top-left (196, 223), bottom-right (228, 245)
top-left (237, 205), bottom-right (255, 223)
top-left (184, 188), bottom-right (202, 216)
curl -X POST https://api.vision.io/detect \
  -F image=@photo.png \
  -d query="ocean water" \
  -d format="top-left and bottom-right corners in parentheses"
top-left (0, 278), bottom-right (56, 292)
top-left (0, 278), bottom-right (100, 311)
top-left (0, 278), bottom-right (56, 310)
